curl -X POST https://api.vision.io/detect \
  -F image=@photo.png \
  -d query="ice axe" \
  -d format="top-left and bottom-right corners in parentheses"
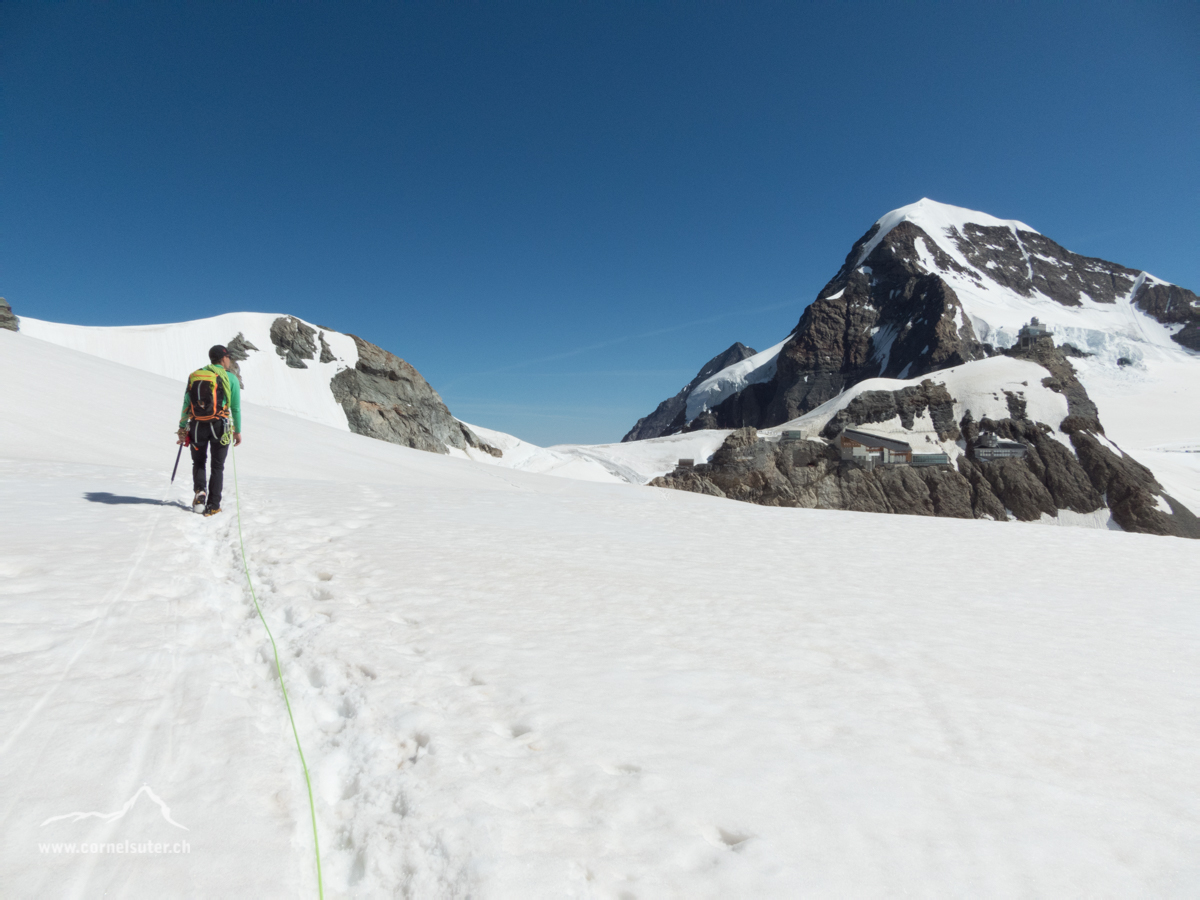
top-left (171, 431), bottom-right (190, 483)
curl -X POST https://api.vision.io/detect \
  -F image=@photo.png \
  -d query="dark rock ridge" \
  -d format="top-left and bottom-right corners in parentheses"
top-left (0, 298), bottom-right (18, 332)
top-left (652, 427), bottom-right (980, 519)
top-left (642, 206), bottom-right (1199, 439)
top-left (622, 342), bottom-right (756, 442)
top-left (270, 316), bottom-right (318, 369)
top-left (331, 335), bottom-right (500, 457)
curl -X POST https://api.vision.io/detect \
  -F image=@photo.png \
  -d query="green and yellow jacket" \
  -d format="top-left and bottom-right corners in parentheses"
top-left (179, 364), bottom-right (243, 432)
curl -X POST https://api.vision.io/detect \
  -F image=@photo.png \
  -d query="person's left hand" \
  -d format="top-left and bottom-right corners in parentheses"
top-left (234, 432), bottom-right (243, 446)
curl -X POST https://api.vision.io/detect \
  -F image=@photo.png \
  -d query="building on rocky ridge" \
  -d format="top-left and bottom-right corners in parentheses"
top-left (837, 428), bottom-right (913, 467)
top-left (1017, 317), bottom-right (1053, 350)
top-left (911, 452), bottom-right (951, 467)
top-left (973, 431), bottom-right (1027, 461)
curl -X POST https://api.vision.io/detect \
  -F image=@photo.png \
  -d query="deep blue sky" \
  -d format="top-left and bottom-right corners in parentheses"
top-left (3, 2), bottom-right (1197, 444)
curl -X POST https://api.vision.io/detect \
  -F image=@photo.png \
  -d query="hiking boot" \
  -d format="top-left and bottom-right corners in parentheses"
top-left (193, 491), bottom-right (206, 512)
top-left (203, 506), bottom-right (222, 517)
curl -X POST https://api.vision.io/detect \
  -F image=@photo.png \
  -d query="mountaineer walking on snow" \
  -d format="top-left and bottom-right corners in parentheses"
top-left (177, 344), bottom-right (242, 516)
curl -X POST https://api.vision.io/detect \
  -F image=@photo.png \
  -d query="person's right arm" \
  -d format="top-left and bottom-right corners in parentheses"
top-left (177, 386), bottom-right (190, 443)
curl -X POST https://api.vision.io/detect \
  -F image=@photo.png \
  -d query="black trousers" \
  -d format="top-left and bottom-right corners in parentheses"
top-left (190, 419), bottom-right (230, 508)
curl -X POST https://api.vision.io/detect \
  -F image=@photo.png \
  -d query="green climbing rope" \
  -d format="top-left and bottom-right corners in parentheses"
top-left (230, 446), bottom-right (324, 899)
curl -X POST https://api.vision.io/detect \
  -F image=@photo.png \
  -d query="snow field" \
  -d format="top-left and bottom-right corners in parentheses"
top-left (0, 461), bottom-right (302, 898)
top-left (4, 328), bottom-right (1200, 896)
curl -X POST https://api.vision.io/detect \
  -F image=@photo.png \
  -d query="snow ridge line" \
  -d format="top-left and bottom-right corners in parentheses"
top-left (230, 447), bottom-right (324, 899)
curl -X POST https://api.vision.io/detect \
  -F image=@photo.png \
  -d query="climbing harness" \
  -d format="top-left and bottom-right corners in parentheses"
top-left (230, 446), bottom-right (324, 898)
top-left (187, 417), bottom-right (233, 448)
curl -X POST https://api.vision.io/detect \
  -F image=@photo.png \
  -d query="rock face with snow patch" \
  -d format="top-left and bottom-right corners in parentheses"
top-left (1068, 431), bottom-right (1200, 538)
top-left (1132, 281), bottom-right (1200, 351)
top-left (623, 342), bottom-right (757, 442)
top-left (818, 379), bottom-right (961, 442)
top-left (0, 298), bottom-right (18, 332)
top-left (331, 335), bottom-right (500, 457)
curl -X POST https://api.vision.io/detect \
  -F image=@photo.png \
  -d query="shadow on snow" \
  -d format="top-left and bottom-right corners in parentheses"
top-left (84, 492), bottom-right (190, 510)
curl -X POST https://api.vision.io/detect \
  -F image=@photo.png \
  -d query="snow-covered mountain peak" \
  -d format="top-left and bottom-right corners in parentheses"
top-left (855, 198), bottom-right (1040, 269)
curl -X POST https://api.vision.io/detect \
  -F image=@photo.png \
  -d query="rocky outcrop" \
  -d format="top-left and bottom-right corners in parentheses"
top-left (623, 342), bottom-right (757, 441)
top-left (330, 335), bottom-right (501, 457)
top-left (651, 379), bottom-right (1198, 536)
top-left (954, 458), bottom-right (1009, 521)
top-left (226, 332), bottom-right (259, 362)
top-left (1132, 280), bottom-right (1200, 352)
top-left (0, 298), bottom-right (18, 332)
top-left (270, 316), bottom-right (318, 369)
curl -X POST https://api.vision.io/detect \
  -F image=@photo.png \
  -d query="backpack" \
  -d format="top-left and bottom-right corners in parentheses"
top-left (187, 366), bottom-right (231, 422)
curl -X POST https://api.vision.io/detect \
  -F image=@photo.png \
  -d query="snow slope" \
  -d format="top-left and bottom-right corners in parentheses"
top-left (20, 313), bottom-right (710, 486)
top-left (464, 422), bottom-right (731, 487)
top-left (4, 328), bottom-right (1200, 897)
top-left (21, 313), bottom-right (359, 431)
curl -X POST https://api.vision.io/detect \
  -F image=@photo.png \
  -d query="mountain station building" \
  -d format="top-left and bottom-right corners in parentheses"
top-left (973, 431), bottom-right (1027, 461)
top-left (837, 428), bottom-right (913, 466)
top-left (1018, 317), bottom-right (1053, 349)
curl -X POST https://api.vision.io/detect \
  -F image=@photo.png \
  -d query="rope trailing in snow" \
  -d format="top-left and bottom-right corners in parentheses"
top-left (230, 447), bottom-right (325, 899)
